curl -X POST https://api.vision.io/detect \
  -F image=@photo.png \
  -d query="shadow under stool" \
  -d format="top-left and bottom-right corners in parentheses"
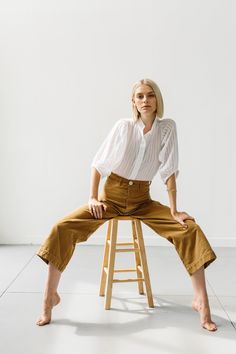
top-left (99, 216), bottom-right (154, 309)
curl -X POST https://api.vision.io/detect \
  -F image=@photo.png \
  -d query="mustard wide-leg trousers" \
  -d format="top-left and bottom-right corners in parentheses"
top-left (37, 172), bottom-right (217, 275)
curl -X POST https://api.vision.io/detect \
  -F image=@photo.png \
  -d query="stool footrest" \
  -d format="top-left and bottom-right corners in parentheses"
top-left (114, 268), bottom-right (137, 272)
top-left (104, 267), bottom-right (143, 274)
top-left (113, 278), bottom-right (144, 283)
top-left (116, 242), bottom-right (134, 246)
top-left (115, 248), bottom-right (139, 252)
top-left (107, 240), bottom-right (136, 246)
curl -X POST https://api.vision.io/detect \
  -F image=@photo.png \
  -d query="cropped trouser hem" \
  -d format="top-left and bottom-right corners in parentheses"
top-left (186, 249), bottom-right (217, 276)
top-left (37, 248), bottom-right (67, 273)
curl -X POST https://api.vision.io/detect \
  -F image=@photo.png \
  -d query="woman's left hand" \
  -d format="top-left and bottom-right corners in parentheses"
top-left (171, 211), bottom-right (196, 229)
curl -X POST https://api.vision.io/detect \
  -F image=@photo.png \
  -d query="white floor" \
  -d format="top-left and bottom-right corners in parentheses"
top-left (0, 245), bottom-right (235, 354)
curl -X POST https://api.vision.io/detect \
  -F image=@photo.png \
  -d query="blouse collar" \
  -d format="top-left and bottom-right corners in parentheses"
top-left (137, 117), bottom-right (158, 136)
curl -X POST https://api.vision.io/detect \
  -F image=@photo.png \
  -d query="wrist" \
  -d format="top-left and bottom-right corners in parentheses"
top-left (171, 209), bottom-right (177, 215)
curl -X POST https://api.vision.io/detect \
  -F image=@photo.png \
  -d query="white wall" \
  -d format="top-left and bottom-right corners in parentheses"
top-left (0, 0), bottom-right (235, 246)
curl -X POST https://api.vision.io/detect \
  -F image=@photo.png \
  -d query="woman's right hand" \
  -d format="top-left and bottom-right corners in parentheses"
top-left (88, 197), bottom-right (108, 219)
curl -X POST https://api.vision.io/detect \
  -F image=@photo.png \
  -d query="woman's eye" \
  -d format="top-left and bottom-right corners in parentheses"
top-left (137, 94), bottom-right (154, 98)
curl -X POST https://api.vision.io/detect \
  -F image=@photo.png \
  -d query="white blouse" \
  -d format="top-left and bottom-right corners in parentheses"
top-left (90, 117), bottom-right (179, 184)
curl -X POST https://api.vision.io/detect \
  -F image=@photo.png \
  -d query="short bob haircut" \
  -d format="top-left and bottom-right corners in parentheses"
top-left (131, 78), bottom-right (164, 121)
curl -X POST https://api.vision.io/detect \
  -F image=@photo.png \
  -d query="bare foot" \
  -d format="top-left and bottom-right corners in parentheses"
top-left (36, 292), bottom-right (61, 326)
top-left (192, 299), bottom-right (217, 331)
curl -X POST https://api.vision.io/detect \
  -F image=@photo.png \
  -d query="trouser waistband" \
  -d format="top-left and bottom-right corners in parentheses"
top-left (108, 172), bottom-right (152, 186)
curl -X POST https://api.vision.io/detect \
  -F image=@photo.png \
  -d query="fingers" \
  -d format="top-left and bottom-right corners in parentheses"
top-left (181, 222), bottom-right (188, 229)
top-left (178, 218), bottom-right (188, 228)
top-left (181, 217), bottom-right (196, 229)
top-left (89, 203), bottom-right (107, 219)
top-left (174, 217), bottom-right (187, 229)
top-left (92, 206), bottom-right (102, 219)
top-left (103, 204), bottom-right (108, 213)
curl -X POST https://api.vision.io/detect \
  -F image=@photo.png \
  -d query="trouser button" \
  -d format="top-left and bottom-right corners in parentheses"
top-left (129, 181), bottom-right (133, 185)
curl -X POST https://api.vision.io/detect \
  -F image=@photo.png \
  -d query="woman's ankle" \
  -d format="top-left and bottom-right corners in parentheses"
top-left (193, 294), bottom-right (209, 305)
top-left (43, 291), bottom-right (58, 300)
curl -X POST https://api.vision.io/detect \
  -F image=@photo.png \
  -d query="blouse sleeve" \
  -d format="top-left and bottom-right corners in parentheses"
top-left (90, 119), bottom-right (128, 179)
top-left (158, 119), bottom-right (179, 184)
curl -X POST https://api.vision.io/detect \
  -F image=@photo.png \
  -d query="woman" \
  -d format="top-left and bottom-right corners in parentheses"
top-left (36, 78), bottom-right (217, 331)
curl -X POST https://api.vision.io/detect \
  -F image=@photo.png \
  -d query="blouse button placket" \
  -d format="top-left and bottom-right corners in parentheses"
top-left (129, 136), bottom-right (146, 179)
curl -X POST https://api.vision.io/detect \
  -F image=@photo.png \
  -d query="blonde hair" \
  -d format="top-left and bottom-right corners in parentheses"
top-left (131, 78), bottom-right (164, 121)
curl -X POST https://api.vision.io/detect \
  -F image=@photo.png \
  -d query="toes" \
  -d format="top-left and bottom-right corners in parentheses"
top-left (202, 322), bottom-right (217, 331)
top-left (36, 319), bottom-right (50, 326)
top-left (36, 316), bottom-right (51, 326)
top-left (210, 323), bottom-right (217, 331)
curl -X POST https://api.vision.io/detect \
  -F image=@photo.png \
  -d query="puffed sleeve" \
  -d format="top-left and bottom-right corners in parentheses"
top-left (158, 119), bottom-right (179, 184)
top-left (90, 119), bottom-right (128, 179)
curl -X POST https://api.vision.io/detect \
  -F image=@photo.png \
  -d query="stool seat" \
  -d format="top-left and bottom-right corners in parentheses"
top-left (99, 216), bottom-right (154, 309)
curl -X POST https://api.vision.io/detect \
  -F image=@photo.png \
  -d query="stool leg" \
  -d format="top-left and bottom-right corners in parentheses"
top-left (105, 219), bottom-right (118, 310)
top-left (99, 219), bottom-right (112, 296)
top-left (135, 220), bottom-right (154, 308)
top-left (131, 220), bottom-right (144, 295)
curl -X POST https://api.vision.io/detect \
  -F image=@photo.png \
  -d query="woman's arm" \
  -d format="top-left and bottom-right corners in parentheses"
top-left (88, 167), bottom-right (107, 219)
top-left (89, 167), bottom-right (101, 199)
top-left (161, 121), bottom-right (195, 228)
top-left (166, 173), bottom-right (177, 214)
top-left (166, 173), bottom-right (195, 228)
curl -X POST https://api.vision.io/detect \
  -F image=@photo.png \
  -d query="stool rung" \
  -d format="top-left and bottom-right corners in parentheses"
top-left (113, 277), bottom-right (144, 283)
top-left (116, 242), bottom-right (134, 246)
top-left (115, 248), bottom-right (139, 252)
top-left (103, 267), bottom-right (143, 274)
top-left (107, 240), bottom-right (135, 246)
top-left (114, 268), bottom-right (137, 272)
top-left (114, 266), bottom-right (143, 273)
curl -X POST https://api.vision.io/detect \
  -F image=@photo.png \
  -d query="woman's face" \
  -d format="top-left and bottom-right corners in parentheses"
top-left (133, 84), bottom-right (157, 117)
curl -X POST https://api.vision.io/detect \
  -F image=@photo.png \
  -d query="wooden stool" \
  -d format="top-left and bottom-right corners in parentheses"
top-left (99, 216), bottom-right (154, 310)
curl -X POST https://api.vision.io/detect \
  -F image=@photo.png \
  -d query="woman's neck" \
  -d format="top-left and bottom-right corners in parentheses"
top-left (140, 113), bottom-right (156, 126)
